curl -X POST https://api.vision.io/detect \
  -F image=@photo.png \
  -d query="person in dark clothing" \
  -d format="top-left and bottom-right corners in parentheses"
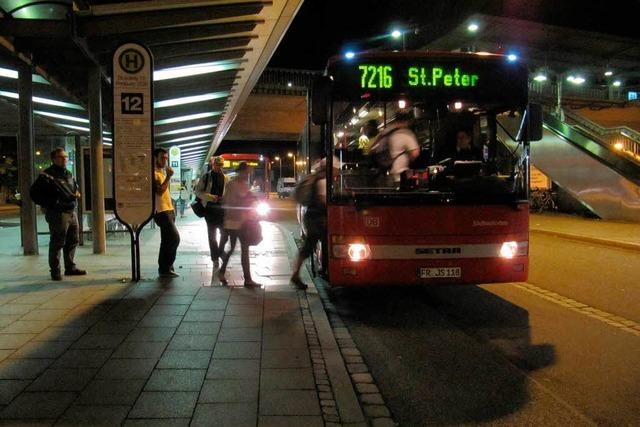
top-left (34, 148), bottom-right (86, 281)
top-left (453, 129), bottom-right (482, 161)
top-left (290, 157), bottom-right (338, 290)
top-left (195, 156), bottom-right (227, 268)
top-left (153, 148), bottom-right (180, 278)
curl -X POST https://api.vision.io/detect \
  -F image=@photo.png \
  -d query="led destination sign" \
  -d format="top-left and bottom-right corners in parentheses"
top-left (358, 64), bottom-right (480, 89)
top-left (330, 55), bottom-right (528, 105)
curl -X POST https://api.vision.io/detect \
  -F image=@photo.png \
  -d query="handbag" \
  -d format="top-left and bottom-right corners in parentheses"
top-left (191, 200), bottom-right (206, 218)
top-left (241, 219), bottom-right (263, 246)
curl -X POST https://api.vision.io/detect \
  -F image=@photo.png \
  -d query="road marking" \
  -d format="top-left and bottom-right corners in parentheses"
top-left (515, 283), bottom-right (640, 337)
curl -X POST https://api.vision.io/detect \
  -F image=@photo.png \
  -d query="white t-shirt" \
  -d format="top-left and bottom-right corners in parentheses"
top-left (388, 128), bottom-right (419, 179)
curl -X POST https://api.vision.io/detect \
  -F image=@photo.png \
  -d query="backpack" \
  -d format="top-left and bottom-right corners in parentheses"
top-left (29, 174), bottom-right (56, 207)
top-left (369, 127), bottom-right (405, 169)
top-left (293, 174), bottom-right (318, 206)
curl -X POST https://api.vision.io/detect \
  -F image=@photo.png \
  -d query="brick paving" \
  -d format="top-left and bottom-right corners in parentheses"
top-left (0, 213), bottom-right (363, 426)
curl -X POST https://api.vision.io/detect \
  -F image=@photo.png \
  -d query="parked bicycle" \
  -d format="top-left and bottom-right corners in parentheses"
top-left (530, 188), bottom-right (558, 213)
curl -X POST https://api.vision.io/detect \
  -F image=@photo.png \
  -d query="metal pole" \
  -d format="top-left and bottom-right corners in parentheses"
top-left (88, 66), bottom-right (106, 254)
top-left (17, 61), bottom-right (38, 255)
top-left (556, 74), bottom-right (564, 122)
top-left (75, 135), bottom-right (84, 246)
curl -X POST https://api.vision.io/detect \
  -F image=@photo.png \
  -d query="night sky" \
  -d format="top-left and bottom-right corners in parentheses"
top-left (269, 0), bottom-right (640, 70)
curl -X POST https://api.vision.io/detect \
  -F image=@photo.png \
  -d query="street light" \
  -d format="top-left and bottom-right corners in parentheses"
top-left (287, 152), bottom-right (296, 180)
top-left (390, 28), bottom-right (405, 50)
top-left (275, 156), bottom-right (282, 180)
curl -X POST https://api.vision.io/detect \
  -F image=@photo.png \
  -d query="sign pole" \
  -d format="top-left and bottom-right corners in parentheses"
top-left (112, 43), bottom-right (155, 281)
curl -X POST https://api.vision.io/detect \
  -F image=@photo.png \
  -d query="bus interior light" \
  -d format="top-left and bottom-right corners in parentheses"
top-left (347, 243), bottom-right (371, 262)
top-left (499, 241), bottom-right (518, 259)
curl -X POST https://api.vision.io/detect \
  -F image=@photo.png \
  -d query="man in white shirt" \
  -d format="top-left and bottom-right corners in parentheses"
top-left (387, 111), bottom-right (420, 182)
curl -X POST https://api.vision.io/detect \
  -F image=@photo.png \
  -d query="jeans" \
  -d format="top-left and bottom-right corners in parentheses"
top-left (206, 218), bottom-right (227, 261)
top-left (45, 210), bottom-right (79, 273)
top-left (154, 210), bottom-right (180, 273)
top-left (219, 229), bottom-right (252, 282)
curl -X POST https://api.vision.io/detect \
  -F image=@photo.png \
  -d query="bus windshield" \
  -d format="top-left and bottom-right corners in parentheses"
top-left (330, 98), bottom-right (527, 205)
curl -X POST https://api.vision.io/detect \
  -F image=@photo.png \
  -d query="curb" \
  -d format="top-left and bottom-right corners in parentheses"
top-left (530, 228), bottom-right (640, 252)
top-left (277, 224), bottom-right (367, 426)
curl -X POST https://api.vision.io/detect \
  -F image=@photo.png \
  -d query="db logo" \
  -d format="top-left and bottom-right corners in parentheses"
top-left (364, 217), bottom-right (380, 228)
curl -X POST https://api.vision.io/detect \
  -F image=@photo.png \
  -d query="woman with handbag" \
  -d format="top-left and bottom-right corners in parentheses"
top-left (218, 162), bottom-right (262, 288)
top-left (195, 156), bottom-right (227, 268)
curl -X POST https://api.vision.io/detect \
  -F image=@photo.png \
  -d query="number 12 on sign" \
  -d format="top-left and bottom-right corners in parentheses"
top-left (358, 65), bottom-right (393, 89)
top-left (121, 93), bottom-right (144, 114)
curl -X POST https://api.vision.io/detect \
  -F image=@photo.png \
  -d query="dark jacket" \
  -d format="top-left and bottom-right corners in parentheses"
top-left (34, 165), bottom-right (79, 212)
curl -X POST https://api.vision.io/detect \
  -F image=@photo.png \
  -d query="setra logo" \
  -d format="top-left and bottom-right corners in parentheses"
top-left (416, 247), bottom-right (462, 255)
top-left (364, 217), bottom-right (380, 228)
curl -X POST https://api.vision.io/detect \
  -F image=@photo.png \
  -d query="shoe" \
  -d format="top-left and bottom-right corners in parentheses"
top-left (218, 272), bottom-right (228, 286)
top-left (159, 271), bottom-right (180, 278)
top-left (51, 271), bottom-right (62, 281)
top-left (290, 276), bottom-right (308, 290)
top-left (243, 281), bottom-right (262, 288)
top-left (64, 268), bottom-right (87, 276)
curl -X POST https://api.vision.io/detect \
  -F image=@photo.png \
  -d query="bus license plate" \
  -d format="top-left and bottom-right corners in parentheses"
top-left (419, 267), bottom-right (461, 279)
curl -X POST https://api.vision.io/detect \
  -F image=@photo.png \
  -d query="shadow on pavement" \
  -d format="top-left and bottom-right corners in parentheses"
top-left (325, 283), bottom-right (556, 426)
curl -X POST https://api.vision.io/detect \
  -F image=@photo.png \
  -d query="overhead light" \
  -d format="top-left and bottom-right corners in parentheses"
top-left (0, 67), bottom-right (17, 79)
top-left (453, 101), bottom-right (463, 110)
top-left (358, 109), bottom-right (368, 118)
top-left (103, 137), bottom-right (112, 142)
top-left (180, 147), bottom-right (208, 154)
top-left (167, 140), bottom-right (211, 148)
top-left (604, 70), bottom-right (613, 77)
top-left (0, 91), bottom-right (84, 110)
top-left (567, 75), bottom-right (585, 85)
top-left (154, 92), bottom-right (229, 109)
top-left (155, 124), bottom-right (217, 137)
top-left (506, 53), bottom-right (518, 63)
top-left (614, 142), bottom-right (624, 151)
top-left (391, 29), bottom-right (402, 39)
top-left (153, 62), bottom-right (239, 81)
top-left (398, 99), bottom-right (407, 109)
top-left (34, 110), bottom-right (89, 123)
top-left (55, 123), bottom-right (89, 132)
top-left (533, 73), bottom-right (548, 82)
top-left (613, 80), bottom-right (622, 87)
top-left (287, 82), bottom-right (292, 87)
top-left (154, 111), bottom-right (221, 126)
top-left (467, 23), bottom-right (479, 32)
top-left (344, 51), bottom-right (355, 60)
top-left (157, 133), bottom-right (215, 144)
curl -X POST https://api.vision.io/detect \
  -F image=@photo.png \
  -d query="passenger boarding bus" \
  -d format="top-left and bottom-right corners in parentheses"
top-left (309, 51), bottom-right (542, 286)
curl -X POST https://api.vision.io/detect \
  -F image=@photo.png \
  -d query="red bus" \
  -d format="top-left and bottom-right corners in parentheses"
top-left (309, 51), bottom-right (542, 286)
top-left (217, 153), bottom-right (271, 199)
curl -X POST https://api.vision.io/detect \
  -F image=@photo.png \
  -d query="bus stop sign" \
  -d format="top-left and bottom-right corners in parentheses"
top-left (112, 43), bottom-right (154, 281)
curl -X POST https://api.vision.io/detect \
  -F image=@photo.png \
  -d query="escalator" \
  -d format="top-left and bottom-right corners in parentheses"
top-left (497, 113), bottom-right (640, 222)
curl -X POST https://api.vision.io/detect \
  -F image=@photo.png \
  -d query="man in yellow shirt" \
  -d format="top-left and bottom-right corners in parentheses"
top-left (153, 148), bottom-right (180, 278)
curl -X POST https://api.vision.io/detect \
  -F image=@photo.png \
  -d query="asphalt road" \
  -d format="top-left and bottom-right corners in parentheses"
top-left (274, 200), bottom-right (640, 426)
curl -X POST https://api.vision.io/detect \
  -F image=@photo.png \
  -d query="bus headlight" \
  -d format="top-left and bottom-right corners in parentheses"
top-left (347, 243), bottom-right (371, 262)
top-left (499, 241), bottom-right (518, 259)
top-left (255, 202), bottom-right (270, 217)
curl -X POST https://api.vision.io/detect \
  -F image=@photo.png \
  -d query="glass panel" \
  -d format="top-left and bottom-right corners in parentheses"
top-left (331, 97), bottom-right (526, 204)
top-left (11, 3), bottom-right (71, 20)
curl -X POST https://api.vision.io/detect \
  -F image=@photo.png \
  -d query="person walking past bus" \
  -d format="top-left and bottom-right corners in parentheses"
top-left (195, 156), bottom-right (227, 268)
top-left (30, 148), bottom-right (86, 281)
top-left (290, 157), bottom-right (338, 290)
top-left (218, 162), bottom-right (261, 288)
top-left (153, 148), bottom-right (180, 278)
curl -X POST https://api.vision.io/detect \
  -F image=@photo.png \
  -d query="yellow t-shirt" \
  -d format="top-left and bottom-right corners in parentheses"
top-left (154, 168), bottom-right (174, 213)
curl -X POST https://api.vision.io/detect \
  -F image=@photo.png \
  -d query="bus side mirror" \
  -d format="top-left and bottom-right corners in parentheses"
top-left (311, 76), bottom-right (332, 125)
top-left (516, 103), bottom-right (543, 142)
top-left (528, 103), bottom-right (543, 141)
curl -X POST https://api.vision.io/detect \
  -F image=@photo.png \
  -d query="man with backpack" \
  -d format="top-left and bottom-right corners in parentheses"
top-left (195, 156), bottom-right (226, 268)
top-left (30, 148), bottom-right (86, 281)
top-left (290, 157), bottom-right (338, 290)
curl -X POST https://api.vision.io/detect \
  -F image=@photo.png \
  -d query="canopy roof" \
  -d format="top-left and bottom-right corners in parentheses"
top-left (0, 0), bottom-right (303, 167)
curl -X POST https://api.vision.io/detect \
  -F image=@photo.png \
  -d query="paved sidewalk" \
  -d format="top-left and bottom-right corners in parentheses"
top-left (530, 213), bottom-right (640, 250)
top-left (0, 215), bottom-right (364, 426)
